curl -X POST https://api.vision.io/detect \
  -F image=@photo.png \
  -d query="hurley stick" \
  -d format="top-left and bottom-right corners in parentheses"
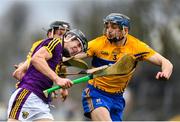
top-left (43, 65), bottom-right (109, 97)
top-left (43, 54), bottom-right (137, 97)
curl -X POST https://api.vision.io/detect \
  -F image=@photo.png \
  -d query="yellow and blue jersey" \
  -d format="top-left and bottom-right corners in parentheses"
top-left (87, 34), bottom-right (156, 93)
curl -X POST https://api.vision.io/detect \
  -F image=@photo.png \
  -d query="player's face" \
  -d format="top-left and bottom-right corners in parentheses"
top-left (64, 34), bottom-right (83, 56)
top-left (49, 28), bottom-right (69, 39)
top-left (58, 28), bottom-right (67, 36)
top-left (104, 22), bottom-right (124, 40)
top-left (56, 28), bottom-right (68, 39)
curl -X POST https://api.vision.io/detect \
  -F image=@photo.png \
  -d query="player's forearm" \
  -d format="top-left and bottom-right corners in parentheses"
top-left (63, 52), bottom-right (88, 62)
top-left (31, 56), bottom-right (59, 83)
top-left (161, 58), bottom-right (173, 74)
top-left (16, 60), bottom-right (28, 71)
top-left (74, 52), bottom-right (88, 59)
top-left (13, 61), bottom-right (28, 81)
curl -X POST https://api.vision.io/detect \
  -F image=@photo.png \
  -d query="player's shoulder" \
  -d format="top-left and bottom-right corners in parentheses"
top-left (35, 39), bottom-right (43, 43)
top-left (127, 34), bottom-right (146, 45)
top-left (127, 34), bottom-right (152, 53)
top-left (91, 35), bottom-right (106, 41)
top-left (32, 39), bottom-right (43, 46)
top-left (96, 35), bottom-right (107, 40)
top-left (30, 39), bottom-right (43, 51)
top-left (127, 34), bottom-right (140, 42)
top-left (89, 35), bottom-right (107, 45)
top-left (43, 37), bottom-right (62, 44)
top-left (46, 38), bottom-right (63, 49)
top-left (51, 37), bottom-right (62, 42)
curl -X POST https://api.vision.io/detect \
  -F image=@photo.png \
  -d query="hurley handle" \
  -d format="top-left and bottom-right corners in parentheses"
top-left (43, 75), bottom-right (93, 97)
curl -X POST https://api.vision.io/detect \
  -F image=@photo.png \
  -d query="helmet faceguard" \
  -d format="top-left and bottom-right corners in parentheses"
top-left (47, 21), bottom-right (71, 38)
top-left (50, 21), bottom-right (70, 31)
top-left (64, 29), bottom-right (88, 52)
top-left (103, 13), bottom-right (130, 43)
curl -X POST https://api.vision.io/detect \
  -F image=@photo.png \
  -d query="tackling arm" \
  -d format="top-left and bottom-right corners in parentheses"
top-left (147, 53), bottom-right (173, 80)
top-left (74, 52), bottom-right (88, 59)
top-left (62, 52), bottom-right (88, 62)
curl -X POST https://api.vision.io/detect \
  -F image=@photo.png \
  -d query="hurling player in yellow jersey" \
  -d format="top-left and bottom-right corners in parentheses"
top-left (79, 13), bottom-right (173, 121)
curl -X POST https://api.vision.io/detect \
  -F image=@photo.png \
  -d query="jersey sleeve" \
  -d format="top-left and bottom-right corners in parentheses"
top-left (44, 38), bottom-right (62, 57)
top-left (26, 40), bottom-right (43, 66)
top-left (134, 40), bottom-right (157, 60)
top-left (87, 39), bottom-right (98, 57)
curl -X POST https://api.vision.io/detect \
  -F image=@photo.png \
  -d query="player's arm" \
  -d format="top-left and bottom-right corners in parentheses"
top-left (31, 47), bottom-right (73, 88)
top-left (74, 52), bottom-right (88, 59)
top-left (13, 40), bottom-right (43, 81)
top-left (62, 52), bottom-right (88, 62)
top-left (67, 39), bottom-right (96, 60)
top-left (27, 40), bottom-right (43, 65)
top-left (12, 60), bottom-right (29, 81)
top-left (146, 53), bottom-right (173, 80)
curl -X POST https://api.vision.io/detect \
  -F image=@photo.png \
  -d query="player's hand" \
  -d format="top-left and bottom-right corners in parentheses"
top-left (55, 77), bottom-right (73, 89)
top-left (59, 89), bottom-right (68, 102)
top-left (63, 56), bottom-right (74, 62)
top-left (57, 65), bottom-right (67, 78)
top-left (51, 91), bottom-right (58, 99)
top-left (15, 81), bottom-right (20, 88)
top-left (12, 69), bottom-right (26, 81)
top-left (156, 70), bottom-right (172, 80)
top-left (14, 64), bottom-right (19, 69)
top-left (14, 62), bottom-right (25, 69)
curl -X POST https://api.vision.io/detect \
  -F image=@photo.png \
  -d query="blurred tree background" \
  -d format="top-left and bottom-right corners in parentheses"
top-left (0, 0), bottom-right (179, 121)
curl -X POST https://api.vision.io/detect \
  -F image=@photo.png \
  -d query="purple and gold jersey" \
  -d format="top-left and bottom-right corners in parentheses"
top-left (26, 40), bottom-right (43, 67)
top-left (87, 34), bottom-right (156, 93)
top-left (18, 38), bottom-right (63, 103)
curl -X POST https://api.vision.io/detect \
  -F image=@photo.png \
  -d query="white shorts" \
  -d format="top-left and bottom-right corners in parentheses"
top-left (7, 88), bottom-right (54, 121)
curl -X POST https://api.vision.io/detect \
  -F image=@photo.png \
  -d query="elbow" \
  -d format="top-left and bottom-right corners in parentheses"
top-left (12, 70), bottom-right (16, 78)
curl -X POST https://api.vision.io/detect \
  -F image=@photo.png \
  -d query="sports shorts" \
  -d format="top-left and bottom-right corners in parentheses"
top-left (82, 84), bottom-right (125, 121)
top-left (7, 88), bottom-right (54, 121)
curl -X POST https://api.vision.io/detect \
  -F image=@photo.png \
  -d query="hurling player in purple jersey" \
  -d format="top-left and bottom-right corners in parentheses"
top-left (7, 29), bottom-right (88, 121)
top-left (13, 21), bottom-right (71, 100)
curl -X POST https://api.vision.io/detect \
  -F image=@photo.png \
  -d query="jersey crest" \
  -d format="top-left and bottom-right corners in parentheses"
top-left (22, 111), bottom-right (29, 119)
